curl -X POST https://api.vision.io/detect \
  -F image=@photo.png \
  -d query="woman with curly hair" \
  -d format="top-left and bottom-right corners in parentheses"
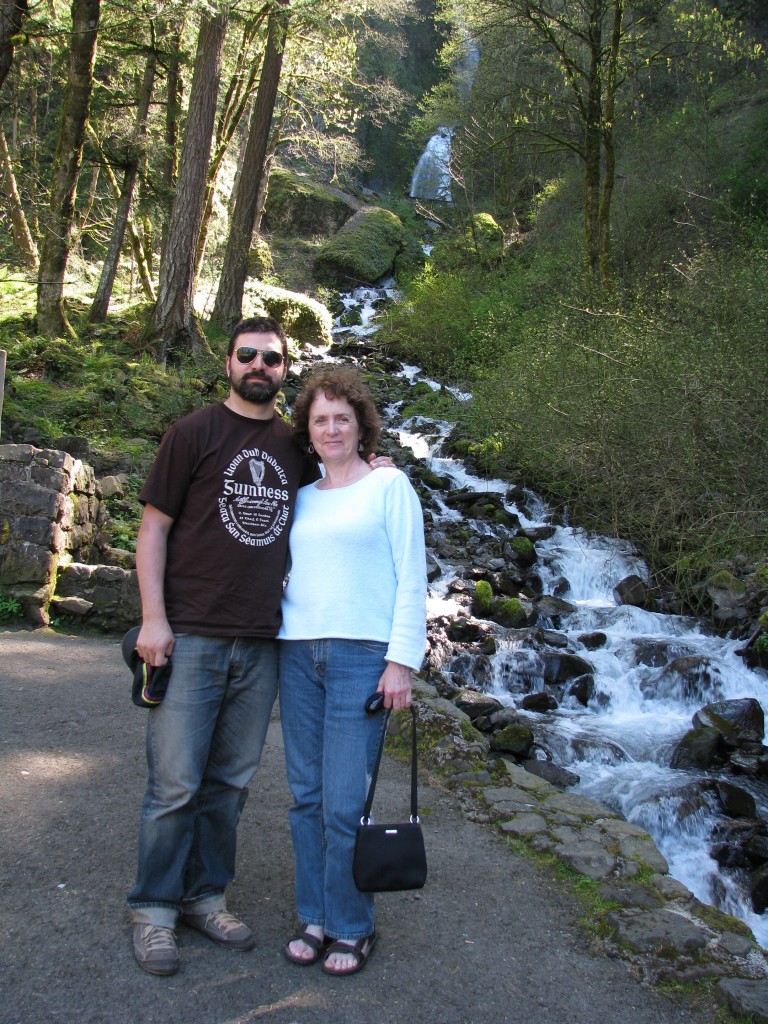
top-left (278, 364), bottom-right (427, 976)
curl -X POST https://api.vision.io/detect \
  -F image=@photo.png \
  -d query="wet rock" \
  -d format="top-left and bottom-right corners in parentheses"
top-left (670, 727), bottom-right (723, 769)
top-left (693, 697), bottom-right (765, 745)
top-left (540, 652), bottom-right (594, 685)
top-left (711, 779), bottom-right (757, 818)
top-left (565, 673), bottom-right (594, 706)
top-left (613, 573), bottom-right (655, 609)
top-left (550, 575), bottom-right (570, 597)
top-left (522, 525), bottom-right (556, 541)
top-left (447, 619), bottom-right (483, 643)
top-left (746, 834), bottom-right (768, 864)
top-left (522, 759), bottom-right (580, 789)
top-left (630, 638), bottom-right (687, 667)
top-left (520, 691), bottom-right (558, 713)
top-left (644, 656), bottom-right (720, 702)
top-left (451, 688), bottom-right (505, 721)
top-left (578, 631), bottom-right (607, 650)
top-left (532, 594), bottom-right (577, 626)
top-left (751, 863), bottom-right (768, 914)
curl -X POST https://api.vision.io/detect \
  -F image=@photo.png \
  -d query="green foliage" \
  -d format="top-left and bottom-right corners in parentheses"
top-left (753, 633), bottom-right (768, 656)
top-left (1, 307), bottom-right (225, 462)
top-left (0, 592), bottom-right (23, 622)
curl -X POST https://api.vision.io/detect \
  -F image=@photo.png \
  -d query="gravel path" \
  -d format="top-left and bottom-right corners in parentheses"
top-left (0, 628), bottom-right (708, 1024)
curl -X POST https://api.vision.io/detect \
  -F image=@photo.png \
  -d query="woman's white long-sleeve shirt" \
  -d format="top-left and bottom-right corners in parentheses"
top-left (278, 467), bottom-right (427, 670)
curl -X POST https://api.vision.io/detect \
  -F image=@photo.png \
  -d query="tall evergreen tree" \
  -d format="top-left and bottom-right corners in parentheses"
top-left (36, 0), bottom-right (100, 337)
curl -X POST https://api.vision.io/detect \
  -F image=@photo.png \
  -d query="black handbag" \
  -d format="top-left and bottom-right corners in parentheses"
top-left (352, 706), bottom-right (428, 893)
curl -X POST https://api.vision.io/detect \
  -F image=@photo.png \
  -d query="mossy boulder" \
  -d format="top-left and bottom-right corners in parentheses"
top-left (314, 206), bottom-right (405, 285)
top-left (430, 212), bottom-right (504, 271)
top-left (263, 168), bottom-right (359, 238)
top-left (243, 280), bottom-right (333, 348)
top-left (490, 722), bottom-right (534, 757)
top-left (494, 597), bottom-right (527, 629)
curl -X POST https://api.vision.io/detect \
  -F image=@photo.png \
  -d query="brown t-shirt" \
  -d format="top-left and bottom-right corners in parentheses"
top-left (139, 403), bottom-right (315, 636)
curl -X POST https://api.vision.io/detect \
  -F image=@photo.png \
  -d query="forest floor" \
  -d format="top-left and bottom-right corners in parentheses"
top-left (0, 627), bottom-right (712, 1024)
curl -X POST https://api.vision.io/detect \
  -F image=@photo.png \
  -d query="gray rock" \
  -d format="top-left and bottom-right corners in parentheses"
top-left (716, 978), bottom-right (768, 1023)
top-left (608, 908), bottom-right (710, 955)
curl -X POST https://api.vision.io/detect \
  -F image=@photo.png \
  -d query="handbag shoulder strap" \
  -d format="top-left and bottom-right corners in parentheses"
top-left (361, 706), bottom-right (419, 824)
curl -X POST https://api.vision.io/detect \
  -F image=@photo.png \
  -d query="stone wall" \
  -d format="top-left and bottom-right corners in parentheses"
top-left (0, 444), bottom-right (138, 631)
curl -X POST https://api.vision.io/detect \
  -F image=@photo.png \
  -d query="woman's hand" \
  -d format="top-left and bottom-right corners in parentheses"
top-left (378, 661), bottom-right (412, 710)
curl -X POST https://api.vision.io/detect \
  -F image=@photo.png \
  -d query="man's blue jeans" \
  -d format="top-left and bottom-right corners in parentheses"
top-left (128, 634), bottom-right (278, 926)
top-left (279, 638), bottom-right (388, 942)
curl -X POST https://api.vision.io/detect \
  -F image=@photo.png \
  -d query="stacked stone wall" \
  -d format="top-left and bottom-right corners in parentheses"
top-left (0, 444), bottom-right (138, 631)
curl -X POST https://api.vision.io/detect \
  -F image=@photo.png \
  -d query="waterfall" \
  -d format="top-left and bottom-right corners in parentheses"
top-left (409, 128), bottom-right (454, 202)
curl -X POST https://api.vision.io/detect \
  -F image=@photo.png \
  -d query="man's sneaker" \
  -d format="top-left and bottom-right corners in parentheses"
top-left (132, 923), bottom-right (179, 976)
top-left (181, 909), bottom-right (255, 950)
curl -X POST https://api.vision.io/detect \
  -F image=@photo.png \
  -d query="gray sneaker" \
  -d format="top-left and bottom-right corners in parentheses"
top-left (132, 923), bottom-right (179, 976)
top-left (181, 909), bottom-right (255, 950)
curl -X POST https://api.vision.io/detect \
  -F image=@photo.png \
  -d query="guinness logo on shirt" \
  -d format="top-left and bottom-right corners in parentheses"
top-left (219, 447), bottom-right (291, 547)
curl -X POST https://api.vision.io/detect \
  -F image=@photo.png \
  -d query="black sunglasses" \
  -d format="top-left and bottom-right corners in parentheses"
top-left (234, 347), bottom-right (284, 367)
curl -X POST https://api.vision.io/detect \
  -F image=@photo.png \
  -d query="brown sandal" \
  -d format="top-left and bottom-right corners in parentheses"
top-left (321, 932), bottom-right (377, 976)
top-left (283, 926), bottom-right (329, 966)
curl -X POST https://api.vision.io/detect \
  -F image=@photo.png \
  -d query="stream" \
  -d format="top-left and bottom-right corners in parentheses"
top-left (312, 280), bottom-right (768, 948)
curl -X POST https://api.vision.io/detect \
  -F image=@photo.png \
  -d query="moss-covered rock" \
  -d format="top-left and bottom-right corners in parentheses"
top-left (314, 206), bottom-right (405, 285)
top-left (242, 280), bottom-right (333, 349)
top-left (494, 597), bottom-right (527, 629)
top-left (490, 722), bottom-right (534, 757)
top-left (472, 579), bottom-right (494, 616)
top-left (263, 168), bottom-right (359, 238)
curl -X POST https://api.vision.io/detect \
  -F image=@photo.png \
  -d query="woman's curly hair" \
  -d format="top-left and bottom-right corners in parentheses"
top-left (292, 365), bottom-right (381, 461)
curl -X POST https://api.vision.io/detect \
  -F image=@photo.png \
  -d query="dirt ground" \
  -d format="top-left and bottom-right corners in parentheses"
top-left (0, 628), bottom-right (708, 1024)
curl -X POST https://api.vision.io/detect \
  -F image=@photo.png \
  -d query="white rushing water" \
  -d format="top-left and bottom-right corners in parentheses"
top-left (326, 279), bottom-right (768, 947)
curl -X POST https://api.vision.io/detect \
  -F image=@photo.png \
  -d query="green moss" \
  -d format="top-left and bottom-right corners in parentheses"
top-left (709, 569), bottom-right (747, 592)
top-left (473, 579), bottom-right (494, 614)
top-left (496, 598), bottom-right (527, 628)
top-left (314, 207), bottom-right (404, 284)
top-left (242, 280), bottom-right (333, 348)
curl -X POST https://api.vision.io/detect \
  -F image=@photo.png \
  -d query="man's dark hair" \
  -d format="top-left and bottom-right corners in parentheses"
top-left (228, 316), bottom-right (289, 365)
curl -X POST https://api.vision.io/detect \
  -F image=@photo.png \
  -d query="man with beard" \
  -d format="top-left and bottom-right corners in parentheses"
top-left (128, 316), bottom-right (317, 975)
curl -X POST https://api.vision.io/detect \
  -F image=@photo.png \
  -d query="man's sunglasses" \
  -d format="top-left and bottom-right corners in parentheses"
top-left (234, 347), bottom-right (284, 367)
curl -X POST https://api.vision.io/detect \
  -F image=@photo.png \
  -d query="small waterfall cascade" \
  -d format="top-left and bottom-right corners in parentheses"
top-left (309, 280), bottom-right (768, 949)
top-left (409, 29), bottom-right (479, 202)
top-left (409, 128), bottom-right (454, 202)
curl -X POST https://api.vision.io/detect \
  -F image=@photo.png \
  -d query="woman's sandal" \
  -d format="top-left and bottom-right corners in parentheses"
top-left (283, 926), bottom-right (330, 966)
top-left (321, 932), bottom-right (377, 977)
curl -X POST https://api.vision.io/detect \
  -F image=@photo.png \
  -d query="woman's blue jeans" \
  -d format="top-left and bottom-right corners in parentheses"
top-left (279, 638), bottom-right (388, 941)
top-left (128, 634), bottom-right (278, 926)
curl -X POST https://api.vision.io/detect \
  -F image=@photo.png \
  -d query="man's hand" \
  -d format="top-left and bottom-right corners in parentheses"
top-left (368, 453), bottom-right (394, 469)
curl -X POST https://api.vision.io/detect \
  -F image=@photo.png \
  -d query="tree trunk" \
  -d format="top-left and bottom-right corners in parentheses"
top-left (212, 1), bottom-right (289, 332)
top-left (193, 28), bottom-right (264, 287)
top-left (0, 123), bottom-right (38, 270)
top-left (0, 0), bottom-right (28, 90)
top-left (90, 50), bottom-right (157, 321)
top-left (36, 0), bottom-right (100, 337)
top-left (598, 0), bottom-right (624, 287)
top-left (150, 10), bottom-right (229, 363)
top-left (159, 17), bottom-right (184, 262)
top-left (88, 125), bottom-right (155, 301)
top-left (583, 2), bottom-right (602, 284)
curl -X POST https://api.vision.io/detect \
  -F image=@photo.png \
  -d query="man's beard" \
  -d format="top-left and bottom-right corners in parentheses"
top-left (230, 371), bottom-right (282, 404)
